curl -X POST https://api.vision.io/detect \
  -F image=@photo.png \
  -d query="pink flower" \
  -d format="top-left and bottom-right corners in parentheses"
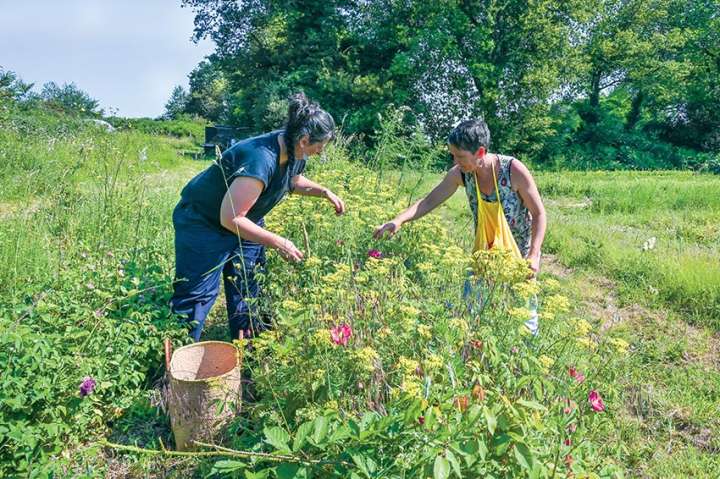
top-left (568, 366), bottom-right (585, 383)
top-left (564, 438), bottom-right (571, 446)
top-left (367, 249), bottom-right (382, 259)
top-left (563, 406), bottom-right (572, 415)
top-left (330, 323), bottom-right (352, 346)
top-left (567, 423), bottom-right (577, 433)
top-left (418, 416), bottom-right (425, 425)
top-left (79, 376), bottom-right (96, 397)
top-left (588, 390), bottom-right (605, 412)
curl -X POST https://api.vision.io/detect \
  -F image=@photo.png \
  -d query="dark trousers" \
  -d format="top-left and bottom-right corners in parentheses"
top-left (170, 202), bottom-right (268, 341)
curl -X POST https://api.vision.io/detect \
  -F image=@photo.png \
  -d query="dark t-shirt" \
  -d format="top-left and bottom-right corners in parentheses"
top-left (178, 130), bottom-right (305, 231)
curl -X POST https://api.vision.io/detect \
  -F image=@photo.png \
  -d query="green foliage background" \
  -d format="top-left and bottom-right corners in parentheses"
top-left (174, 0), bottom-right (719, 170)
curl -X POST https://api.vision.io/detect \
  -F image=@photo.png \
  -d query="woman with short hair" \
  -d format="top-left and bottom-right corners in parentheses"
top-left (375, 119), bottom-right (547, 333)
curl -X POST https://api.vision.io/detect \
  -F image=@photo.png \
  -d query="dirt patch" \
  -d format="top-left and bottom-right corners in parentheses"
top-left (541, 253), bottom-right (573, 279)
top-left (544, 197), bottom-right (592, 209)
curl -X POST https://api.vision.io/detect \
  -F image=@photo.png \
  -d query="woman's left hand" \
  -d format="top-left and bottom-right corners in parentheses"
top-left (324, 190), bottom-right (346, 215)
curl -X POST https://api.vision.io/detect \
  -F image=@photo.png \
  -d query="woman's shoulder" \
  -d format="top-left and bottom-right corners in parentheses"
top-left (229, 132), bottom-right (280, 162)
top-left (504, 156), bottom-right (535, 190)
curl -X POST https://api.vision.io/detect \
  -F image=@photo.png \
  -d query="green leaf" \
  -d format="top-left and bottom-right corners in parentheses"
top-left (244, 470), bottom-right (271, 479)
top-left (264, 426), bottom-right (291, 453)
top-left (446, 450), bottom-right (462, 478)
top-left (434, 455), bottom-right (450, 479)
top-left (210, 459), bottom-right (246, 474)
top-left (517, 399), bottom-right (546, 411)
top-left (276, 463), bottom-right (307, 479)
top-left (484, 408), bottom-right (497, 435)
top-left (351, 452), bottom-right (371, 478)
top-left (313, 416), bottom-right (329, 445)
top-left (492, 434), bottom-right (512, 456)
top-left (513, 443), bottom-right (533, 470)
top-left (467, 404), bottom-right (482, 424)
top-left (329, 424), bottom-right (350, 443)
top-left (293, 421), bottom-right (314, 452)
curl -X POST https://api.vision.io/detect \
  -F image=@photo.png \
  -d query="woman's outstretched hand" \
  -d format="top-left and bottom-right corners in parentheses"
top-left (373, 221), bottom-right (401, 239)
top-left (274, 237), bottom-right (304, 262)
top-left (324, 190), bottom-right (346, 215)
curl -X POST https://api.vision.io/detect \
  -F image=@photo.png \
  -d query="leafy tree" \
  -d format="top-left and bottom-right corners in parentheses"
top-left (181, 0), bottom-right (719, 167)
top-left (185, 59), bottom-right (230, 122)
top-left (0, 67), bottom-right (34, 103)
top-left (162, 85), bottom-right (190, 120)
top-left (39, 81), bottom-right (102, 116)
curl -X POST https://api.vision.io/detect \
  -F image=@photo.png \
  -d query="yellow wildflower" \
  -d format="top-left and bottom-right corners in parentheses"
top-left (609, 337), bottom-right (629, 354)
top-left (574, 319), bottom-right (593, 337)
top-left (539, 355), bottom-right (555, 370)
top-left (398, 356), bottom-right (420, 375)
top-left (312, 329), bottom-right (332, 345)
top-left (424, 354), bottom-right (444, 372)
top-left (377, 327), bottom-right (391, 339)
top-left (544, 294), bottom-right (571, 315)
top-left (281, 299), bottom-right (302, 311)
top-left (508, 307), bottom-right (532, 322)
top-left (355, 347), bottom-right (379, 373)
top-left (417, 324), bottom-right (432, 339)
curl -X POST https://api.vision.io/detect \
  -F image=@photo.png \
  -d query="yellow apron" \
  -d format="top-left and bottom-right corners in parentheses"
top-left (472, 165), bottom-right (523, 260)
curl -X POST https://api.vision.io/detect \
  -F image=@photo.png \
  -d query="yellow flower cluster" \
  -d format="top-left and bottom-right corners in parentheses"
top-left (416, 262), bottom-right (435, 273)
top-left (377, 326), bottom-right (392, 339)
top-left (399, 304), bottom-right (420, 317)
top-left (512, 280), bottom-right (541, 299)
top-left (449, 318), bottom-right (470, 335)
top-left (417, 324), bottom-right (432, 339)
top-left (541, 277), bottom-right (561, 291)
top-left (544, 294), bottom-right (571, 316)
top-left (608, 337), bottom-right (630, 354)
top-left (304, 256), bottom-right (322, 268)
top-left (399, 377), bottom-right (423, 398)
top-left (398, 356), bottom-right (420, 375)
top-left (355, 347), bottom-right (379, 373)
top-left (508, 307), bottom-right (532, 322)
top-left (321, 262), bottom-right (352, 285)
top-left (471, 248), bottom-right (530, 285)
top-left (281, 299), bottom-right (302, 311)
top-left (539, 354), bottom-right (555, 370)
top-left (312, 328), bottom-right (332, 345)
top-left (423, 354), bottom-right (444, 372)
top-left (573, 319), bottom-right (593, 337)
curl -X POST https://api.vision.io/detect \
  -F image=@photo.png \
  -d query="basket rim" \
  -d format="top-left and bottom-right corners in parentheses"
top-left (169, 340), bottom-right (242, 383)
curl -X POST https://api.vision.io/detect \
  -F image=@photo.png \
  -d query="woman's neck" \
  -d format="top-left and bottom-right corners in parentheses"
top-left (473, 153), bottom-right (496, 174)
top-left (277, 133), bottom-right (290, 166)
top-left (278, 133), bottom-right (304, 165)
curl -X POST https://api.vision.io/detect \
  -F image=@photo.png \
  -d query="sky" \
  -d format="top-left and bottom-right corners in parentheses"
top-left (0, 1), bottom-right (215, 118)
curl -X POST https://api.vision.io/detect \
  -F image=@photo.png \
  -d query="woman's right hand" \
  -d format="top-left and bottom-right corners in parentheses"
top-left (274, 237), bottom-right (304, 262)
top-left (373, 220), bottom-right (401, 239)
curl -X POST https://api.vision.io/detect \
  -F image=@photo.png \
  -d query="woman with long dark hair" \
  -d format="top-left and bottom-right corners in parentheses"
top-left (171, 93), bottom-right (344, 341)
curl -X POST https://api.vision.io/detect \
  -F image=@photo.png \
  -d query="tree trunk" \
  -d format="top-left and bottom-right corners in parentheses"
top-left (625, 88), bottom-right (644, 130)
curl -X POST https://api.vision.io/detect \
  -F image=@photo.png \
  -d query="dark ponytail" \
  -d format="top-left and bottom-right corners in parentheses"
top-left (284, 92), bottom-right (335, 158)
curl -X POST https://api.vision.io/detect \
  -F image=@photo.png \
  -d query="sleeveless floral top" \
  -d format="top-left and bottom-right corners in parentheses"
top-left (461, 155), bottom-right (532, 257)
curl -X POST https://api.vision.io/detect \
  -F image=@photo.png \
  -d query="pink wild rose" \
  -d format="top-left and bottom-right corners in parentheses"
top-left (568, 366), bottom-right (586, 383)
top-left (367, 249), bottom-right (383, 259)
top-left (330, 323), bottom-right (352, 346)
top-left (588, 390), bottom-right (605, 412)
